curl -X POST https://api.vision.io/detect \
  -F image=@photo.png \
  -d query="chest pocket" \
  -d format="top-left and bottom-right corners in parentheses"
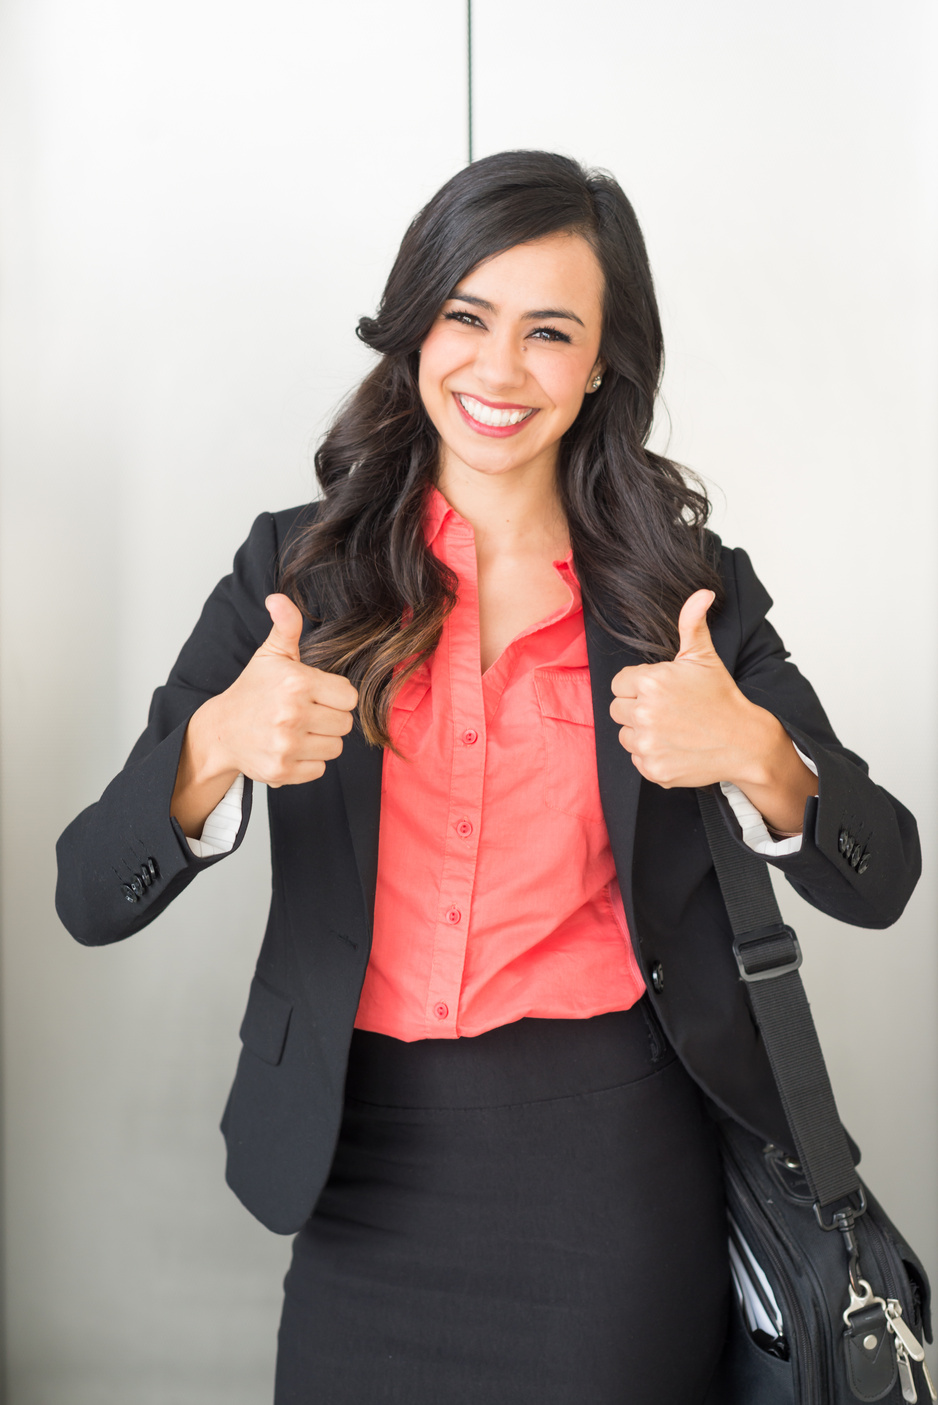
top-left (534, 668), bottom-right (605, 825)
top-left (388, 667), bottom-right (432, 755)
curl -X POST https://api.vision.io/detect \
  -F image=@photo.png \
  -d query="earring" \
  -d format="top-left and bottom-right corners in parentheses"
top-left (591, 375), bottom-right (603, 390)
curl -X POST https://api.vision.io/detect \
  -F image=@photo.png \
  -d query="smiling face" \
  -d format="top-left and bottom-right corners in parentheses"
top-left (418, 231), bottom-right (605, 493)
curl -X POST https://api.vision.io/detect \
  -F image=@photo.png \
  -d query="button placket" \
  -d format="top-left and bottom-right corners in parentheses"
top-left (423, 524), bottom-right (484, 1034)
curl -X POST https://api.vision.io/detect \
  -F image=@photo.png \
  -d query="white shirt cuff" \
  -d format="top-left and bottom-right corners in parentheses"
top-left (720, 744), bottom-right (818, 857)
top-left (185, 774), bottom-right (245, 858)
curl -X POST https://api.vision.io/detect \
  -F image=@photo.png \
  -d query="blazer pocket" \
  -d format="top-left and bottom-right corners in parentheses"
top-left (239, 975), bottom-right (293, 1067)
top-left (533, 667), bottom-right (604, 824)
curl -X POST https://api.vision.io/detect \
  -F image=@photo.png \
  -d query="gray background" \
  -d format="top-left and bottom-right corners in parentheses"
top-left (1, 0), bottom-right (936, 1399)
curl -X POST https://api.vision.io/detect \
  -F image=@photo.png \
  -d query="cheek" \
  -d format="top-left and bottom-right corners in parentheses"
top-left (418, 329), bottom-right (464, 402)
top-left (537, 355), bottom-right (594, 420)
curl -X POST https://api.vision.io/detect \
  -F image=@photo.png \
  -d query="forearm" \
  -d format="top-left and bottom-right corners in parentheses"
top-left (171, 697), bottom-right (241, 839)
top-left (728, 703), bottom-right (818, 835)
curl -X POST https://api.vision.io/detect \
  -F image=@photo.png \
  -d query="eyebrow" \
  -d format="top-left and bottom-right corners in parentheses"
top-left (449, 289), bottom-right (585, 329)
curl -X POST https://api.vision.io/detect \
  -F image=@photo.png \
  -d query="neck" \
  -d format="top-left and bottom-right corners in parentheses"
top-left (435, 448), bottom-right (569, 558)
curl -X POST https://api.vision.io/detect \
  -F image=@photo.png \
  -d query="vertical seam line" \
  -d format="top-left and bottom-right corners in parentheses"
top-left (467, 0), bottom-right (473, 163)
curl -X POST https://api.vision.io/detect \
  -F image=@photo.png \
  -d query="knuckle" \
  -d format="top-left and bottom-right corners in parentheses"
top-left (641, 755), bottom-right (663, 783)
top-left (266, 748), bottom-right (293, 781)
top-left (649, 759), bottom-right (675, 787)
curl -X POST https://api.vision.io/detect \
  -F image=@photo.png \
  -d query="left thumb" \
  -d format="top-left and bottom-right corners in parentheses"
top-left (676, 590), bottom-right (717, 659)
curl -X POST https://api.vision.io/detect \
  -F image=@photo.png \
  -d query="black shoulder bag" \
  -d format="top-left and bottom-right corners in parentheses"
top-left (697, 786), bottom-right (934, 1404)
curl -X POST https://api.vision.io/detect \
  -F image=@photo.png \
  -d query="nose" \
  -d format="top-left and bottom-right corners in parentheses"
top-left (473, 328), bottom-right (526, 395)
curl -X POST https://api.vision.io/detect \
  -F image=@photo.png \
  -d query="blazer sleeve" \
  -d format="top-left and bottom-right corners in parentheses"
top-left (55, 509), bottom-right (291, 946)
top-left (717, 545), bottom-right (921, 929)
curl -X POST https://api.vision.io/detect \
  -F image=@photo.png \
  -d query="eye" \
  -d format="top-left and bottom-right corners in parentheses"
top-left (529, 326), bottom-right (572, 344)
top-left (443, 310), bottom-right (485, 328)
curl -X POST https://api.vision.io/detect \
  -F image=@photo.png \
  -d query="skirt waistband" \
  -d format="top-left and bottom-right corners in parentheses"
top-left (344, 1000), bottom-right (672, 1110)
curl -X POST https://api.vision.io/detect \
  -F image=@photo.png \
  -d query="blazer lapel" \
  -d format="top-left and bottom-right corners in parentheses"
top-left (334, 723), bottom-right (383, 939)
top-left (585, 609), bottom-right (644, 919)
top-left (301, 604), bottom-right (383, 940)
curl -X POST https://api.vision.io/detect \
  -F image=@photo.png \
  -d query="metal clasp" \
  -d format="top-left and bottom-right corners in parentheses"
top-left (843, 1277), bottom-right (886, 1329)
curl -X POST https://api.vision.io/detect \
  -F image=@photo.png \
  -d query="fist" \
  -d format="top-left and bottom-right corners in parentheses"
top-left (202, 593), bottom-right (358, 788)
top-left (609, 589), bottom-right (751, 789)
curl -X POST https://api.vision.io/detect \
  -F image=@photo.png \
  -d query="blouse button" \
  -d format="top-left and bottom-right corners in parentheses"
top-left (462, 728), bottom-right (478, 745)
top-left (445, 906), bottom-right (461, 924)
top-left (433, 1002), bottom-right (449, 1020)
top-left (456, 820), bottom-right (473, 838)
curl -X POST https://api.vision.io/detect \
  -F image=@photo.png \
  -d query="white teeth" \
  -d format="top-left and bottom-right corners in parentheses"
top-left (457, 394), bottom-right (535, 428)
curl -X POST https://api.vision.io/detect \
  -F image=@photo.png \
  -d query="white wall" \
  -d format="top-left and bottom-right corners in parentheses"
top-left (1, 0), bottom-right (936, 1398)
top-left (475, 0), bottom-right (938, 1366)
top-left (0, 2), bottom-right (465, 1401)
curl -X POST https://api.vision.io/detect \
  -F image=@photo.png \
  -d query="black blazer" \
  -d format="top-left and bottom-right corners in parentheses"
top-left (55, 507), bottom-right (921, 1234)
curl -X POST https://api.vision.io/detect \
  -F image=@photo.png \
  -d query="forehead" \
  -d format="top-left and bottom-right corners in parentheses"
top-left (454, 232), bottom-right (603, 317)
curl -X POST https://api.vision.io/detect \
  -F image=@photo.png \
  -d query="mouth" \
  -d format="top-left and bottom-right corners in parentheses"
top-left (454, 393), bottom-right (539, 438)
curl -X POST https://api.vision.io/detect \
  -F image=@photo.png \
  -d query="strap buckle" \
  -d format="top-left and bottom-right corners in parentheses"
top-left (734, 924), bottom-right (803, 983)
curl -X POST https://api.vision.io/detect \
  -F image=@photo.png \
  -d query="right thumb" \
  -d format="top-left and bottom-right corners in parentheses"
top-left (262, 593), bottom-right (304, 659)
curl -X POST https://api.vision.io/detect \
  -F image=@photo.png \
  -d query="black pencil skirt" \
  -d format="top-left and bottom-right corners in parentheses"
top-left (274, 1001), bottom-right (729, 1404)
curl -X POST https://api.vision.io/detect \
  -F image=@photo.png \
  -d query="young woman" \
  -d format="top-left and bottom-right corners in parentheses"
top-left (56, 151), bottom-right (920, 1404)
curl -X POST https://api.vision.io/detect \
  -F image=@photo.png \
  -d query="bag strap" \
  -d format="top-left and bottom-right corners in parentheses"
top-left (696, 785), bottom-right (861, 1214)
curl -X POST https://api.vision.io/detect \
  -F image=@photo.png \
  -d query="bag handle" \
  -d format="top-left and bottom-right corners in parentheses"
top-left (696, 785), bottom-right (861, 1216)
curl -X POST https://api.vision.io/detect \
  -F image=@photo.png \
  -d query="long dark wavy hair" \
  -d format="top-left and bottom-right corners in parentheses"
top-left (279, 150), bottom-right (724, 748)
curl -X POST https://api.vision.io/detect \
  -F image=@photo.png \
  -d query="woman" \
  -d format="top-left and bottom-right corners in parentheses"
top-left (56, 151), bottom-right (920, 1404)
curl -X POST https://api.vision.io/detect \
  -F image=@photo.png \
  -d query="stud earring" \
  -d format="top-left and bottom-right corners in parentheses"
top-left (591, 375), bottom-right (603, 390)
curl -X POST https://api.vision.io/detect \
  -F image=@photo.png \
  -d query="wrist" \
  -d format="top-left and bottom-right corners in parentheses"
top-left (722, 698), bottom-right (785, 790)
top-left (727, 704), bottom-right (818, 835)
top-left (181, 697), bottom-right (239, 793)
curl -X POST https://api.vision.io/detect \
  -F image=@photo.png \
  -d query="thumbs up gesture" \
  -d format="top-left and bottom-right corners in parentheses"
top-left (221, 592), bottom-right (359, 787)
top-left (172, 593), bottom-right (358, 837)
top-left (609, 589), bottom-right (756, 790)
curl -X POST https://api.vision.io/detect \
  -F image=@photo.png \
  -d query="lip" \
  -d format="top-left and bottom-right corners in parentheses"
top-left (453, 392), bottom-right (540, 438)
top-left (458, 392), bottom-right (533, 411)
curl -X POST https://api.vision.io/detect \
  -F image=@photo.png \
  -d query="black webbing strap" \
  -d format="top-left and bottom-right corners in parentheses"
top-left (697, 786), bottom-right (860, 1211)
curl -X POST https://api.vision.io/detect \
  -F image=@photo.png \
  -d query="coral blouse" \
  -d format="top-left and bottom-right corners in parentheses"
top-left (354, 487), bottom-right (646, 1041)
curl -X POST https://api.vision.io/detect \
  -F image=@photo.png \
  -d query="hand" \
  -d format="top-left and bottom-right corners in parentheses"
top-left (172, 594), bottom-right (358, 836)
top-left (196, 593), bottom-right (358, 787)
top-left (609, 590), bottom-right (817, 831)
top-left (610, 590), bottom-right (755, 789)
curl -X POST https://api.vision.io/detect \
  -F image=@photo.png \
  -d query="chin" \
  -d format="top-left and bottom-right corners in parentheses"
top-left (453, 442), bottom-right (532, 475)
